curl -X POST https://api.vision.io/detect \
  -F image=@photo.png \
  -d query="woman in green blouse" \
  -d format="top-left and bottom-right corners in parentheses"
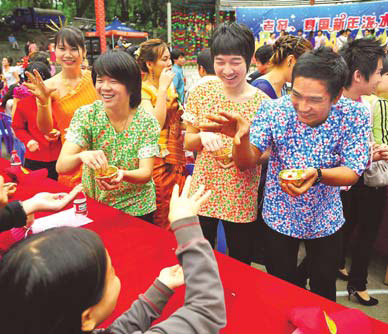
top-left (57, 50), bottom-right (160, 222)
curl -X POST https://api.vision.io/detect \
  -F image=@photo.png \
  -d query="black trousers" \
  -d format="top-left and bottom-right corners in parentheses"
top-left (139, 211), bottom-right (154, 224)
top-left (199, 215), bottom-right (256, 265)
top-left (264, 223), bottom-right (342, 301)
top-left (24, 159), bottom-right (58, 180)
top-left (340, 182), bottom-right (387, 291)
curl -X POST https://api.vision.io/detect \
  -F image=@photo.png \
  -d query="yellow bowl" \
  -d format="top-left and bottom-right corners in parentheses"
top-left (279, 169), bottom-right (304, 187)
top-left (95, 165), bottom-right (119, 183)
top-left (211, 147), bottom-right (233, 165)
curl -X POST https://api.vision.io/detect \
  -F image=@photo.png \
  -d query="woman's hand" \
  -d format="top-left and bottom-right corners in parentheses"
top-left (27, 139), bottom-right (40, 152)
top-left (44, 129), bottom-right (61, 142)
top-left (24, 69), bottom-right (56, 104)
top-left (168, 175), bottom-right (211, 223)
top-left (96, 169), bottom-right (124, 191)
top-left (79, 150), bottom-right (109, 171)
top-left (158, 264), bottom-right (184, 290)
top-left (159, 68), bottom-right (175, 92)
top-left (21, 184), bottom-right (83, 214)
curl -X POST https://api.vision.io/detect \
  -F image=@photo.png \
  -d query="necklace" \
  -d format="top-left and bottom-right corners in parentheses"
top-left (112, 113), bottom-right (132, 133)
top-left (61, 72), bottom-right (82, 96)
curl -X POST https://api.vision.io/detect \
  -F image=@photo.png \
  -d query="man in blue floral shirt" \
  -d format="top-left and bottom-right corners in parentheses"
top-left (201, 47), bottom-right (370, 301)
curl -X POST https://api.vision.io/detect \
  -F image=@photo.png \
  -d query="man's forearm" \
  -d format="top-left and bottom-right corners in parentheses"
top-left (233, 135), bottom-right (262, 171)
top-left (321, 166), bottom-right (359, 186)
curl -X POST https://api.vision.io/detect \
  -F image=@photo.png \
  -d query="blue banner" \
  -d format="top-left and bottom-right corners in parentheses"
top-left (236, 1), bottom-right (388, 39)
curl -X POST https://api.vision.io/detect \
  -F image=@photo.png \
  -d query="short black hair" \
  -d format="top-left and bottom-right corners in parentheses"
top-left (92, 50), bottom-right (142, 109)
top-left (125, 45), bottom-right (140, 59)
top-left (171, 49), bottom-right (185, 61)
top-left (197, 48), bottom-right (215, 75)
top-left (211, 22), bottom-right (255, 70)
top-left (25, 61), bottom-right (51, 81)
top-left (29, 51), bottom-right (50, 67)
top-left (339, 38), bottom-right (385, 88)
top-left (0, 227), bottom-right (107, 334)
top-left (254, 45), bottom-right (273, 64)
top-left (292, 46), bottom-right (348, 100)
top-left (55, 26), bottom-right (85, 52)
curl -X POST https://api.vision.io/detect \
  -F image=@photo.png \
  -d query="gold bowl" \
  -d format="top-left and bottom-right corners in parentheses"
top-left (95, 166), bottom-right (119, 183)
top-left (279, 169), bottom-right (304, 187)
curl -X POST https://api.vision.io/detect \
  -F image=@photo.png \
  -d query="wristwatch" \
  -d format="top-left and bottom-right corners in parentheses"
top-left (313, 168), bottom-right (322, 186)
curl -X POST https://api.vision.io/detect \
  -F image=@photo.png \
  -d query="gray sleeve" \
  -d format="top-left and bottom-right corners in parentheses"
top-left (148, 216), bottom-right (226, 334)
top-left (106, 279), bottom-right (174, 334)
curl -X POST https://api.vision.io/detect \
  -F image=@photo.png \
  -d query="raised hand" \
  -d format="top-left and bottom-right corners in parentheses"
top-left (168, 175), bottom-right (211, 223)
top-left (79, 150), bottom-right (109, 171)
top-left (158, 264), bottom-right (184, 290)
top-left (159, 67), bottom-right (175, 92)
top-left (24, 69), bottom-right (56, 104)
top-left (200, 111), bottom-right (250, 145)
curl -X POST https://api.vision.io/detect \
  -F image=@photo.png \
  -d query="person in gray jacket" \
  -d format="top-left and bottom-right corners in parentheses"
top-left (0, 176), bottom-right (226, 334)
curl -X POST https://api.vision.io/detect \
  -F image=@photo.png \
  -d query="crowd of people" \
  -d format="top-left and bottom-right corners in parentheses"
top-left (0, 19), bottom-right (388, 333)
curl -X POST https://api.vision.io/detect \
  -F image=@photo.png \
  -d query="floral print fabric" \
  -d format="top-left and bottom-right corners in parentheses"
top-left (250, 95), bottom-right (370, 238)
top-left (66, 100), bottom-right (160, 216)
top-left (185, 80), bottom-right (268, 223)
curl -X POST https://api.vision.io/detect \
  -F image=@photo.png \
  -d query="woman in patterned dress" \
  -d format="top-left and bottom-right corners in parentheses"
top-left (137, 39), bottom-right (186, 228)
top-left (184, 23), bottom-right (268, 264)
top-left (57, 50), bottom-right (160, 222)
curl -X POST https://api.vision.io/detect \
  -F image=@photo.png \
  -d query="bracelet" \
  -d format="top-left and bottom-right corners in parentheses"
top-left (36, 99), bottom-right (49, 107)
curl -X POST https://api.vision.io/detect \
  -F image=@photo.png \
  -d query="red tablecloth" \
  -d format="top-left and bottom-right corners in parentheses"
top-left (1, 160), bottom-right (388, 333)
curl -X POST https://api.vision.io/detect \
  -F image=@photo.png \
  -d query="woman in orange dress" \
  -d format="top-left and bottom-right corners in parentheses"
top-left (137, 39), bottom-right (186, 228)
top-left (25, 27), bottom-right (98, 188)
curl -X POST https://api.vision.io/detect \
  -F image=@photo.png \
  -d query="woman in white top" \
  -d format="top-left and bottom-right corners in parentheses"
top-left (2, 57), bottom-right (19, 88)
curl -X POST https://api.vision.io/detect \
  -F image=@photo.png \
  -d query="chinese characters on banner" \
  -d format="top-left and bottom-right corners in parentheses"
top-left (237, 1), bottom-right (388, 37)
top-left (261, 13), bottom-right (388, 33)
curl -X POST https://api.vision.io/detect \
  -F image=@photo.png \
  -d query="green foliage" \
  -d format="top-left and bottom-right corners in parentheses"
top-left (0, 0), bottom-right (172, 38)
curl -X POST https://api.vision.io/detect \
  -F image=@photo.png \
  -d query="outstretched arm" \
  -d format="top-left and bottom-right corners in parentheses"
top-left (201, 111), bottom-right (263, 170)
top-left (107, 177), bottom-right (226, 334)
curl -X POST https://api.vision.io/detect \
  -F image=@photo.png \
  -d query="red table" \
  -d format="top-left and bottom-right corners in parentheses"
top-left (1, 161), bottom-right (388, 333)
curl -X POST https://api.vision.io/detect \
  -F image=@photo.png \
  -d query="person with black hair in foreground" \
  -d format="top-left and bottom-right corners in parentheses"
top-left (0, 176), bottom-right (226, 334)
top-left (201, 47), bottom-right (370, 301)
